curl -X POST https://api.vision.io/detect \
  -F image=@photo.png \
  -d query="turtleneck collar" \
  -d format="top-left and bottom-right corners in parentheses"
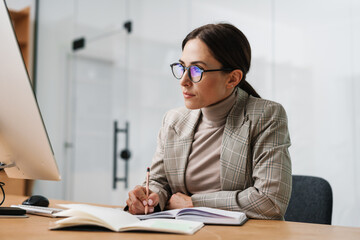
top-left (200, 89), bottom-right (237, 127)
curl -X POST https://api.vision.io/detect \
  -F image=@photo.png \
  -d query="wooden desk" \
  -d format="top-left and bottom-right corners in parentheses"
top-left (1, 195), bottom-right (359, 240)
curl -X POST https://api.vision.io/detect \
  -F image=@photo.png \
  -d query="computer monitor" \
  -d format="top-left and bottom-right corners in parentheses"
top-left (0, 0), bottom-right (60, 181)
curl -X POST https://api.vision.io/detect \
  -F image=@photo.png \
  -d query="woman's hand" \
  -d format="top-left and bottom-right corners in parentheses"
top-left (126, 185), bottom-right (159, 214)
top-left (166, 192), bottom-right (193, 210)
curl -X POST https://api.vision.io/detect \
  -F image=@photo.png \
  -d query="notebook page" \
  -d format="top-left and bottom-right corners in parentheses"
top-left (136, 208), bottom-right (181, 220)
top-left (56, 204), bottom-right (140, 231)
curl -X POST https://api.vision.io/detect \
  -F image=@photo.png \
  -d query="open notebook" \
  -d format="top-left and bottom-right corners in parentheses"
top-left (137, 207), bottom-right (248, 225)
top-left (50, 204), bottom-right (203, 235)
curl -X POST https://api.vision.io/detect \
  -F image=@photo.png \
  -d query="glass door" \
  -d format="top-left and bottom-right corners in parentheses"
top-left (64, 0), bottom-right (185, 206)
top-left (65, 0), bottom-right (130, 205)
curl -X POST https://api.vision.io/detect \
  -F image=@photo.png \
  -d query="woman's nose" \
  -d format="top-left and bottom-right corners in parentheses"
top-left (180, 69), bottom-right (192, 87)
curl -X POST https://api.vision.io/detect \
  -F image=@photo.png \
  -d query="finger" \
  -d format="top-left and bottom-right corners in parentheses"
top-left (128, 196), bottom-right (146, 214)
top-left (133, 185), bottom-right (148, 205)
top-left (148, 192), bottom-right (160, 207)
top-left (131, 201), bottom-right (145, 214)
top-left (126, 199), bottom-right (134, 214)
top-left (128, 193), bottom-right (146, 214)
top-left (126, 198), bottom-right (131, 207)
top-left (129, 190), bottom-right (142, 206)
top-left (130, 186), bottom-right (146, 205)
top-left (148, 207), bottom-right (154, 213)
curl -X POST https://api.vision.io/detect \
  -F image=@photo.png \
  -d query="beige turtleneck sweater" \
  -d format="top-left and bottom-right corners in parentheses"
top-left (185, 90), bottom-right (237, 194)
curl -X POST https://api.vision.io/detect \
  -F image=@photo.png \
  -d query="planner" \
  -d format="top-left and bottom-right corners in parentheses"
top-left (50, 204), bottom-right (203, 235)
top-left (137, 207), bottom-right (248, 225)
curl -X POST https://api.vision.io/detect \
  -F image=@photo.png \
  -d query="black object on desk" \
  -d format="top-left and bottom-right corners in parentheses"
top-left (0, 207), bottom-right (26, 216)
top-left (22, 195), bottom-right (49, 207)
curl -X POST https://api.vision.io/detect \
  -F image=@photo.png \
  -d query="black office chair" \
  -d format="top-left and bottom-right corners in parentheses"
top-left (284, 175), bottom-right (333, 224)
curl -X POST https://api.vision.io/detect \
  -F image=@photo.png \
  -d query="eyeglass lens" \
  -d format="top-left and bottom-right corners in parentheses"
top-left (172, 63), bottom-right (184, 79)
top-left (171, 63), bottom-right (203, 82)
top-left (189, 66), bottom-right (202, 82)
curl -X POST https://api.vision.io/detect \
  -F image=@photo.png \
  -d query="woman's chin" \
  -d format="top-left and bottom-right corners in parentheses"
top-left (184, 100), bottom-right (201, 110)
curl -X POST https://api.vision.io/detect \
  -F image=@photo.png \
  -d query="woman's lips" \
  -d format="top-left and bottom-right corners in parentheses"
top-left (183, 92), bottom-right (195, 98)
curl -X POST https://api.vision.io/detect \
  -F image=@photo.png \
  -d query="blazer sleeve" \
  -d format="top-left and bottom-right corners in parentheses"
top-left (190, 102), bottom-right (292, 220)
top-left (146, 113), bottom-right (172, 210)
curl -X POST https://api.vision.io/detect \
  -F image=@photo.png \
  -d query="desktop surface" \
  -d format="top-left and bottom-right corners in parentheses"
top-left (1, 195), bottom-right (360, 240)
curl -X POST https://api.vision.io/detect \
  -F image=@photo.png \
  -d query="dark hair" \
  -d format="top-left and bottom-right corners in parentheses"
top-left (182, 23), bottom-right (260, 98)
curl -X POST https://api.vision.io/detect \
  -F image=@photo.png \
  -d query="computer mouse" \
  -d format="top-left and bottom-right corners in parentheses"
top-left (22, 195), bottom-right (49, 207)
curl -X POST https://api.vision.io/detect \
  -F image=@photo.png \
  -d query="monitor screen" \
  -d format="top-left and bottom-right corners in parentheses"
top-left (0, 0), bottom-right (60, 181)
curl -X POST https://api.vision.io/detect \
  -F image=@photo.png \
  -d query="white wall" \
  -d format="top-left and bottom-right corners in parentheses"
top-left (272, 0), bottom-right (360, 227)
top-left (30, 0), bottom-right (360, 227)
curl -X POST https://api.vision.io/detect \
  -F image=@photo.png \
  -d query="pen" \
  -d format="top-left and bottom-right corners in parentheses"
top-left (145, 167), bottom-right (150, 215)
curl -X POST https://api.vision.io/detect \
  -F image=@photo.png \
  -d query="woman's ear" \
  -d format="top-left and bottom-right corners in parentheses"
top-left (226, 69), bottom-right (243, 89)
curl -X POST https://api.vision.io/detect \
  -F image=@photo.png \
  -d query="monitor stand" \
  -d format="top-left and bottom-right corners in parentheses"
top-left (0, 167), bottom-right (27, 217)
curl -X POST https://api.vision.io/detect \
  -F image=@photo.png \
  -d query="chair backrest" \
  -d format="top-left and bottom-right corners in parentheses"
top-left (284, 175), bottom-right (333, 224)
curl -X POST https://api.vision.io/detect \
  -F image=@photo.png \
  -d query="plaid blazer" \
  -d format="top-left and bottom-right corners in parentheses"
top-left (148, 88), bottom-right (292, 219)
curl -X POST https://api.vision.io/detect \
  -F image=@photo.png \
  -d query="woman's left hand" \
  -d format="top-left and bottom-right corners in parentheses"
top-left (166, 192), bottom-right (194, 209)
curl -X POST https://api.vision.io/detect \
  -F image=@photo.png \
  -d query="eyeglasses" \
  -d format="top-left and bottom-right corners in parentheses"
top-left (170, 63), bottom-right (233, 83)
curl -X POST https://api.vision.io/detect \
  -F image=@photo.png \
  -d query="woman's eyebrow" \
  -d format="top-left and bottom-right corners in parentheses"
top-left (179, 59), bottom-right (208, 66)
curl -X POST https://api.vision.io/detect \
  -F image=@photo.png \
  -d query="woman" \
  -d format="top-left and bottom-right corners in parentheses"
top-left (126, 23), bottom-right (292, 220)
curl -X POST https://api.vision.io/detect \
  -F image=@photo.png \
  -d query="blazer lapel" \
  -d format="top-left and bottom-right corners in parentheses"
top-left (164, 109), bottom-right (201, 194)
top-left (220, 89), bottom-right (253, 190)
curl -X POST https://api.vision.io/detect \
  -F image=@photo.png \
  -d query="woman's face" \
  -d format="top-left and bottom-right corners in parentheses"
top-left (180, 38), bottom-right (234, 109)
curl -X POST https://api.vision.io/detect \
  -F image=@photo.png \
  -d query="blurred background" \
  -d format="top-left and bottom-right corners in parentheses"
top-left (5, 0), bottom-right (360, 227)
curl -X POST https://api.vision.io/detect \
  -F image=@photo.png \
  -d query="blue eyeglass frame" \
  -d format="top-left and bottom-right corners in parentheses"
top-left (170, 63), bottom-right (233, 83)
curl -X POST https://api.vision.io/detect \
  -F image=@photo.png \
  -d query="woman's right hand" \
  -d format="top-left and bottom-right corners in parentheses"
top-left (126, 185), bottom-right (159, 214)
